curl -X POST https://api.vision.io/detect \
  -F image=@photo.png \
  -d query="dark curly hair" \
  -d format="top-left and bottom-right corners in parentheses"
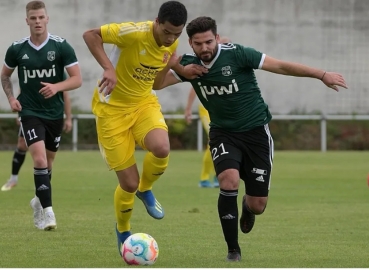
top-left (157, 1), bottom-right (187, 27)
top-left (186, 16), bottom-right (217, 38)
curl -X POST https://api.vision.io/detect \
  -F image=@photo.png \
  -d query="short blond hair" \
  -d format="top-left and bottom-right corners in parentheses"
top-left (26, 1), bottom-right (46, 14)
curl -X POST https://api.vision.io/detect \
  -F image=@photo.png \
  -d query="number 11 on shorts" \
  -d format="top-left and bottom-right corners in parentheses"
top-left (27, 129), bottom-right (38, 140)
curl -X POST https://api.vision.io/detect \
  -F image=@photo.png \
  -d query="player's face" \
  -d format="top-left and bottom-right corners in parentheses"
top-left (155, 19), bottom-right (183, 47)
top-left (26, 8), bottom-right (49, 36)
top-left (189, 31), bottom-right (220, 63)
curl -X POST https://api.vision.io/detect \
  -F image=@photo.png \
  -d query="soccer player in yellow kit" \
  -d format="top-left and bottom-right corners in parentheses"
top-left (83, 1), bottom-right (207, 256)
top-left (185, 37), bottom-right (231, 188)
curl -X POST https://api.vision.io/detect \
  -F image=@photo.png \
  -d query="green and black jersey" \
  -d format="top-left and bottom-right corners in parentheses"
top-left (173, 43), bottom-right (272, 132)
top-left (4, 33), bottom-right (78, 119)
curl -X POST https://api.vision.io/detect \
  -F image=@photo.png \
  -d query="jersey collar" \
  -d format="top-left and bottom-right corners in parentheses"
top-left (200, 44), bottom-right (221, 69)
top-left (28, 33), bottom-right (50, 51)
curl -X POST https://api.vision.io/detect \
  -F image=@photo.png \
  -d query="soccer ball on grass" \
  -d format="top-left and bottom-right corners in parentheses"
top-left (122, 233), bottom-right (159, 265)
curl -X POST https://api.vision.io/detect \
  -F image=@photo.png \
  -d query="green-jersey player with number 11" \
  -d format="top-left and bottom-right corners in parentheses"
top-left (153, 16), bottom-right (347, 261)
top-left (1, 1), bottom-right (82, 231)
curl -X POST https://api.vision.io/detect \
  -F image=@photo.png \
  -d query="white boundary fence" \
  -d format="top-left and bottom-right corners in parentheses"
top-left (1, 113), bottom-right (368, 152)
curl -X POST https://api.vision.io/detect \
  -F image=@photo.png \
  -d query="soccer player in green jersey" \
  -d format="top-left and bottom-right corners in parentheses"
top-left (0, 1), bottom-right (82, 231)
top-left (153, 16), bottom-right (347, 261)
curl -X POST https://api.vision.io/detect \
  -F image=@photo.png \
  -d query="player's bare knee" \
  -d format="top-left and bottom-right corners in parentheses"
top-left (116, 166), bottom-right (140, 193)
top-left (119, 181), bottom-right (139, 193)
top-left (117, 173), bottom-right (139, 192)
top-left (150, 143), bottom-right (170, 158)
top-left (218, 169), bottom-right (239, 190)
top-left (32, 155), bottom-right (48, 168)
top-left (247, 198), bottom-right (268, 215)
top-left (220, 180), bottom-right (239, 190)
top-left (145, 129), bottom-right (169, 158)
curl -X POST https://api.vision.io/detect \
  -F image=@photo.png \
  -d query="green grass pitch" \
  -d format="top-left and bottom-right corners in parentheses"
top-left (0, 150), bottom-right (368, 268)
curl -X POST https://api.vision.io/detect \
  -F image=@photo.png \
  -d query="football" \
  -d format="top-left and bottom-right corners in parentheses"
top-left (122, 233), bottom-right (159, 265)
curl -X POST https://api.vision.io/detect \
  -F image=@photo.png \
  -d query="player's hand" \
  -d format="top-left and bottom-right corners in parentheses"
top-left (39, 82), bottom-right (59, 99)
top-left (170, 52), bottom-right (208, 79)
top-left (167, 51), bottom-right (183, 69)
top-left (321, 72), bottom-right (348, 92)
top-left (182, 64), bottom-right (208, 80)
top-left (9, 97), bottom-right (22, 112)
top-left (99, 69), bottom-right (117, 96)
top-left (184, 109), bottom-right (192, 124)
top-left (63, 118), bottom-right (72, 133)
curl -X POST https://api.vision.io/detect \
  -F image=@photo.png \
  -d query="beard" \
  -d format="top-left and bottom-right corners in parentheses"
top-left (195, 45), bottom-right (218, 63)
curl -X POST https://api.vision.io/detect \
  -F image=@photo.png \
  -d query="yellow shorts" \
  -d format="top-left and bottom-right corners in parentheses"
top-left (95, 97), bottom-right (167, 171)
top-left (198, 104), bottom-right (210, 135)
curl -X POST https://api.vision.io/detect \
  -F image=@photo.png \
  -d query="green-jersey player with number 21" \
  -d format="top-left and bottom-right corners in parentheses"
top-left (153, 16), bottom-right (347, 261)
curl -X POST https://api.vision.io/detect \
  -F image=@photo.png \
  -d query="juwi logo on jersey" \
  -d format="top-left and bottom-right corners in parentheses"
top-left (198, 79), bottom-right (239, 101)
top-left (23, 65), bottom-right (56, 84)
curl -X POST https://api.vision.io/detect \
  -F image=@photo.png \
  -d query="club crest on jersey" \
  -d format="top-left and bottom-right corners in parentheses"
top-left (47, 51), bottom-right (55, 61)
top-left (221, 66), bottom-right (232, 76)
top-left (163, 52), bottom-right (169, 63)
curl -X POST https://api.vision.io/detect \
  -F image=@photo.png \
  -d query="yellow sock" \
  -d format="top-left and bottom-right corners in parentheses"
top-left (200, 145), bottom-right (214, 181)
top-left (138, 152), bottom-right (169, 192)
top-left (114, 185), bottom-right (135, 233)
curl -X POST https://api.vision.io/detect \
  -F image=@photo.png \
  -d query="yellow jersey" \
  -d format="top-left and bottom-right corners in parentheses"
top-left (92, 21), bottom-right (178, 115)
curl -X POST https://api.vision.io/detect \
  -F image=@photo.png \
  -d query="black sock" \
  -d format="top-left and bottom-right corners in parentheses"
top-left (218, 189), bottom-right (240, 253)
top-left (34, 168), bottom-right (52, 208)
top-left (11, 148), bottom-right (27, 175)
top-left (48, 169), bottom-right (52, 181)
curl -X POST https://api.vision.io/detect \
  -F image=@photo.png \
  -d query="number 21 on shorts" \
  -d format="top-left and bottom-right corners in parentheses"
top-left (211, 143), bottom-right (229, 161)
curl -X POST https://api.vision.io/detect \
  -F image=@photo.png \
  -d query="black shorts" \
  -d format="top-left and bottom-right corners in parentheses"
top-left (20, 116), bottom-right (63, 152)
top-left (209, 125), bottom-right (274, 197)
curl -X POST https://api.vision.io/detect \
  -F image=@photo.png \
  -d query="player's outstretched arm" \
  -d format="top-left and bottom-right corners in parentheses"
top-left (167, 52), bottom-right (208, 80)
top-left (261, 55), bottom-right (348, 92)
top-left (153, 52), bottom-right (182, 90)
top-left (1, 65), bottom-right (21, 112)
top-left (153, 52), bottom-right (208, 90)
top-left (152, 65), bottom-right (180, 90)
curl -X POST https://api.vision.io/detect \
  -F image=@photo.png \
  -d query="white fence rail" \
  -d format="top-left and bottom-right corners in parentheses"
top-left (1, 114), bottom-right (368, 152)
